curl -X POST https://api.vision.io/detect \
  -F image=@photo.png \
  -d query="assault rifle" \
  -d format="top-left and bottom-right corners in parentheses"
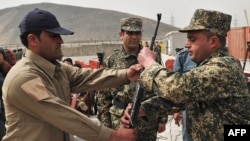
top-left (129, 13), bottom-right (162, 128)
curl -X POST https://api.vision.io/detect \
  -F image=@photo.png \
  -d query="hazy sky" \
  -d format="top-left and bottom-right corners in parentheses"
top-left (0, 0), bottom-right (250, 28)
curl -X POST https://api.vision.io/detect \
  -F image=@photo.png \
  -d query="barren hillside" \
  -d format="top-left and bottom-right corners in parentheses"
top-left (0, 3), bottom-right (179, 45)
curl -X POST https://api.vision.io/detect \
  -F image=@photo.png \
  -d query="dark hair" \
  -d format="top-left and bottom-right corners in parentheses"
top-left (20, 31), bottom-right (41, 48)
top-left (204, 31), bottom-right (226, 47)
top-left (63, 58), bottom-right (73, 65)
top-left (217, 35), bottom-right (226, 47)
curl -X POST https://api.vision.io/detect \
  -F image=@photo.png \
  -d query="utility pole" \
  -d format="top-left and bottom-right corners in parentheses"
top-left (244, 9), bottom-right (249, 26)
top-left (170, 12), bottom-right (174, 26)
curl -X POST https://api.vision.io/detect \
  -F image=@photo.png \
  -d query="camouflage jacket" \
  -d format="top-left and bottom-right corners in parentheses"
top-left (140, 47), bottom-right (250, 141)
top-left (97, 45), bottom-right (168, 129)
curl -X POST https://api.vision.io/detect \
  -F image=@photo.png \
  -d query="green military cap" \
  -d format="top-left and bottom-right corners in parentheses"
top-left (120, 18), bottom-right (142, 31)
top-left (179, 9), bottom-right (232, 36)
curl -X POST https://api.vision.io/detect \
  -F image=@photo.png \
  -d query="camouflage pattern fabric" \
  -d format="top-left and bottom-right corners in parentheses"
top-left (140, 47), bottom-right (250, 141)
top-left (97, 45), bottom-right (168, 141)
top-left (179, 9), bottom-right (232, 36)
top-left (120, 18), bottom-right (142, 31)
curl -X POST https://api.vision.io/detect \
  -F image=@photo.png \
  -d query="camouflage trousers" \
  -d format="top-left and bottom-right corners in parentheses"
top-left (111, 114), bottom-right (158, 141)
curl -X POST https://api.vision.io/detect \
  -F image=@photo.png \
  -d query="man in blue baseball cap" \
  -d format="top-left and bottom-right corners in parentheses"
top-left (19, 8), bottom-right (74, 35)
top-left (2, 8), bottom-right (140, 141)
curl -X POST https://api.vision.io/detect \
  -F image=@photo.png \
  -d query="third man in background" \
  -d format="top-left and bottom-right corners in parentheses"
top-left (97, 17), bottom-right (167, 141)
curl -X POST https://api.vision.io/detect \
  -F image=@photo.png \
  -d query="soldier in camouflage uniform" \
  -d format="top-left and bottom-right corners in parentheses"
top-left (122, 9), bottom-right (250, 141)
top-left (97, 18), bottom-right (168, 141)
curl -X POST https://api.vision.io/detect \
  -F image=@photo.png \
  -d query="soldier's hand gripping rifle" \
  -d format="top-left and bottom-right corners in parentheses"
top-left (129, 13), bottom-right (162, 128)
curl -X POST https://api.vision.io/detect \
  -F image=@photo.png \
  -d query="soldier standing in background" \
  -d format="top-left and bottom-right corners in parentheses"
top-left (97, 17), bottom-right (167, 141)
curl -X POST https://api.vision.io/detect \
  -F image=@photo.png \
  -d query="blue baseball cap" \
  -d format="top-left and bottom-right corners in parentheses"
top-left (19, 8), bottom-right (74, 35)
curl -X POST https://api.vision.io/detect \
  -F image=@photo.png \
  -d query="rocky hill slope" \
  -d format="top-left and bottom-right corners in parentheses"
top-left (0, 3), bottom-right (179, 46)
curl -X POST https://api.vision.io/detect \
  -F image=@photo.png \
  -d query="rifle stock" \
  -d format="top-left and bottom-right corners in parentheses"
top-left (129, 13), bottom-right (162, 128)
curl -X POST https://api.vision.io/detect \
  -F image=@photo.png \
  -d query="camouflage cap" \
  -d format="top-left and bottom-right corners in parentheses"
top-left (179, 9), bottom-right (232, 36)
top-left (120, 18), bottom-right (142, 31)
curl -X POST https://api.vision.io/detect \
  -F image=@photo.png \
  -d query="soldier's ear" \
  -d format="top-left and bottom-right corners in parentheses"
top-left (208, 36), bottom-right (219, 49)
top-left (119, 31), bottom-right (124, 39)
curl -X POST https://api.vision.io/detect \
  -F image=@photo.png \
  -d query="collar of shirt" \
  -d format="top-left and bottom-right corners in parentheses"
top-left (24, 49), bottom-right (61, 79)
top-left (198, 46), bottom-right (228, 66)
top-left (121, 45), bottom-right (143, 59)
